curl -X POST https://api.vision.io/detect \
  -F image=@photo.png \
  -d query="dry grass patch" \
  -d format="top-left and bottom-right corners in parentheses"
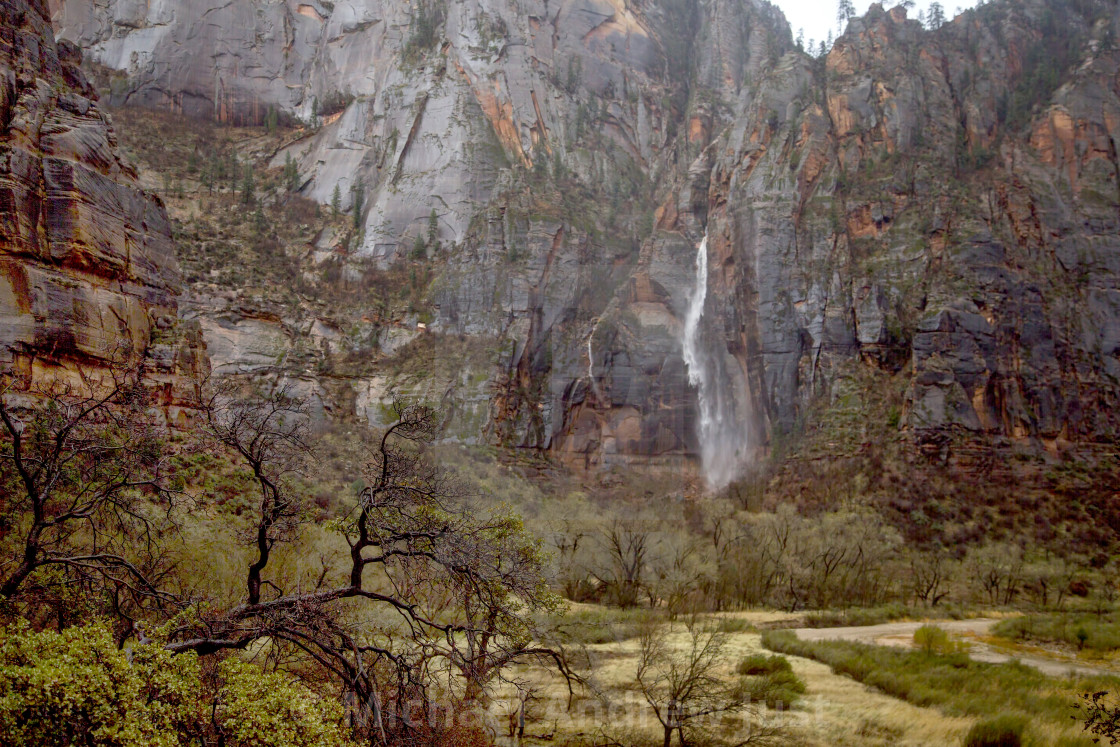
top-left (490, 616), bottom-right (975, 746)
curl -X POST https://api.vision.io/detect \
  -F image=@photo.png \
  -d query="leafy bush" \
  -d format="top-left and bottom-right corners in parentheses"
top-left (1080, 691), bottom-right (1120, 746)
top-left (738, 653), bottom-right (793, 676)
top-left (745, 669), bottom-right (806, 709)
top-left (962, 715), bottom-right (1026, 747)
top-left (0, 621), bottom-right (354, 747)
top-left (914, 624), bottom-right (968, 655)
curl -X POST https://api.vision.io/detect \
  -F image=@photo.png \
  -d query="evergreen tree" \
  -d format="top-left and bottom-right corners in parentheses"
top-left (927, 1), bottom-right (946, 28)
top-left (331, 184), bottom-right (342, 215)
top-left (350, 181), bottom-right (365, 231)
top-left (284, 153), bottom-right (300, 192)
top-left (426, 208), bottom-right (440, 254)
top-left (837, 0), bottom-right (856, 28)
top-left (241, 164), bottom-right (255, 206)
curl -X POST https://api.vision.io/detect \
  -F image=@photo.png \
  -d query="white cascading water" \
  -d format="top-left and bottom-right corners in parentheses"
top-left (681, 234), bottom-right (750, 490)
top-left (586, 318), bottom-right (602, 401)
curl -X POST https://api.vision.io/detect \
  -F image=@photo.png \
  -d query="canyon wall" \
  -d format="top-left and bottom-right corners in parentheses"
top-left (1, 0), bottom-right (205, 416)
top-left (46, 0), bottom-right (1120, 483)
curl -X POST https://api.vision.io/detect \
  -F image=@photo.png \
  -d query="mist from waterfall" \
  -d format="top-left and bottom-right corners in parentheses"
top-left (681, 235), bottom-right (750, 491)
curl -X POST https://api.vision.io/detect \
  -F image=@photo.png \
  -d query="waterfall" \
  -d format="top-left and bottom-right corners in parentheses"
top-left (681, 234), bottom-right (750, 490)
top-left (681, 237), bottom-right (709, 387)
top-left (586, 318), bottom-right (602, 401)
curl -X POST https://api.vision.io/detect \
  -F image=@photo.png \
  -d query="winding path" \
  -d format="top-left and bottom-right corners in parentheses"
top-left (791, 618), bottom-right (1117, 679)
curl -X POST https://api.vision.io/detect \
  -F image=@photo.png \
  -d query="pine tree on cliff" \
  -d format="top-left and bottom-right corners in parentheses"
top-left (284, 153), bottom-right (300, 192)
top-left (241, 165), bottom-right (255, 205)
top-left (427, 208), bottom-right (440, 254)
top-left (927, 1), bottom-right (946, 28)
top-left (350, 181), bottom-right (365, 231)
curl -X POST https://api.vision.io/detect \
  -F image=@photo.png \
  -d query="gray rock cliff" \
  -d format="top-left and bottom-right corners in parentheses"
top-left (49, 0), bottom-right (1120, 484)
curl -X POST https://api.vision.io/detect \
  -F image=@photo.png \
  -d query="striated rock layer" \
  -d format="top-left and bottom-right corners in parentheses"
top-left (0, 0), bottom-right (205, 416)
top-left (52, 0), bottom-right (1120, 484)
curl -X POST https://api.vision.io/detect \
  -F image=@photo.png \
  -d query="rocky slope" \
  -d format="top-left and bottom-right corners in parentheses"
top-left (49, 0), bottom-right (1120, 499)
top-left (0, 0), bottom-right (205, 416)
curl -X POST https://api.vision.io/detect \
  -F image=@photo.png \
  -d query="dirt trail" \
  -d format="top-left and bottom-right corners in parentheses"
top-left (792, 619), bottom-right (1117, 679)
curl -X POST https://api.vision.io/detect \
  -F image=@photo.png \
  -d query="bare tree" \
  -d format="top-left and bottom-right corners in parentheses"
top-left (647, 531), bottom-right (711, 618)
top-left (635, 616), bottom-right (784, 747)
top-left (967, 543), bottom-right (1025, 606)
top-left (168, 395), bottom-right (576, 742)
top-left (596, 518), bottom-right (653, 608)
top-left (202, 381), bottom-right (311, 606)
top-left (546, 512), bottom-right (597, 602)
top-left (909, 548), bottom-right (953, 607)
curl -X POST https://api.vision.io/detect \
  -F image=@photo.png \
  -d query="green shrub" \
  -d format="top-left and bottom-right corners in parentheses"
top-left (962, 715), bottom-right (1026, 747)
top-left (804, 603), bottom-right (914, 628)
top-left (761, 629), bottom-right (1114, 745)
top-left (994, 613), bottom-right (1120, 653)
top-left (0, 621), bottom-right (354, 747)
top-left (717, 617), bottom-right (757, 633)
top-left (549, 606), bottom-right (657, 644)
top-left (744, 668), bottom-right (806, 709)
top-left (738, 653), bottom-right (793, 676)
top-left (914, 624), bottom-right (968, 655)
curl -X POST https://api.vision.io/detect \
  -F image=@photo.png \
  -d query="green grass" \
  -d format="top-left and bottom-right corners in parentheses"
top-left (761, 630), bottom-right (1120, 746)
top-left (963, 715), bottom-right (1026, 747)
top-left (737, 654), bottom-right (804, 709)
top-left (803, 603), bottom-right (970, 628)
top-left (547, 607), bottom-right (661, 645)
top-left (716, 617), bottom-right (758, 634)
top-left (994, 613), bottom-right (1120, 653)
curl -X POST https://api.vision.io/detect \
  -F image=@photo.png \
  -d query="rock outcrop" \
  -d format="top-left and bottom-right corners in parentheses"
top-left (1, 0), bottom-right (204, 416)
top-left (51, 0), bottom-right (1120, 484)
